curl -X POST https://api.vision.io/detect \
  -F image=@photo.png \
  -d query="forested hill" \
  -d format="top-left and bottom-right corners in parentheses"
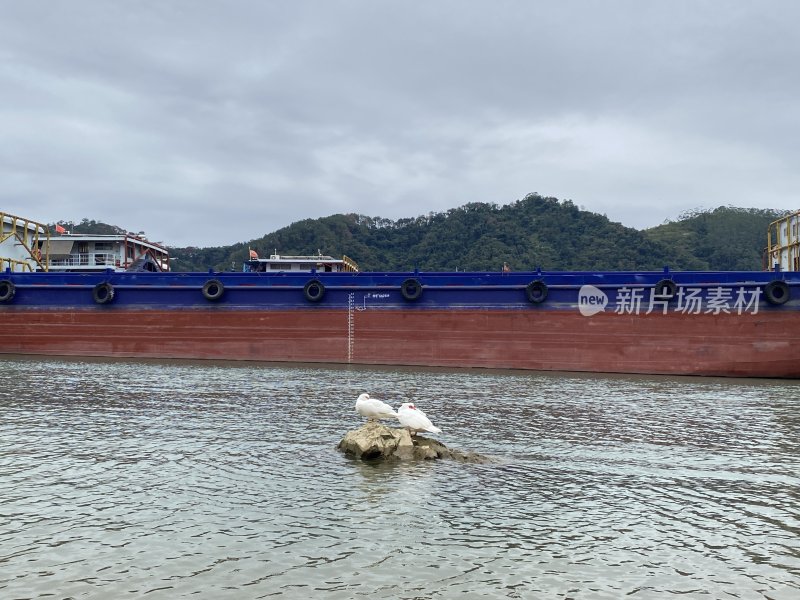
top-left (167, 194), bottom-right (788, 272)
top-left (57, 194), bottom-right (790, 272)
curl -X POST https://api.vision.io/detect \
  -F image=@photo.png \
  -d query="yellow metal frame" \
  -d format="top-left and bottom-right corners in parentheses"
top-left (766, 211), bottom-right (800, 272)
top-left (342, 256), bottom-right (358, 273)
top-left (342, 255), bottom-right (360, 273)
top-left (1, 211), bottom-right (50, 272)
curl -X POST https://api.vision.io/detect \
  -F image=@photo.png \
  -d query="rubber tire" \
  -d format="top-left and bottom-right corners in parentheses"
top-left (654, 278), bottom-right (677, 300)
top-left (525, 280), bottom-right (548, 304)
top-left (764, 280), bottom-right (790, 305)
top-left (400, 278), bottom-right (423, 301)
top-left (304, 279), bottom-right (325, 302)
top-left (202, 279), bottom-right (225, 301)
top-left (92, 282), bottom-right (115, 304)
top-left (0, 280), bottom-right (15, 303)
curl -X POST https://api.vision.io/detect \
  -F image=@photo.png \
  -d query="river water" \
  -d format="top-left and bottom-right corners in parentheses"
top-left (0, 356), bottom-right (798, 599)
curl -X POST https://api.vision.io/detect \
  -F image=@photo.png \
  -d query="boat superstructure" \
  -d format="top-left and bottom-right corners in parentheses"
top-left (44, 232), bottom-right (170, 273)
top-left (243, 251), bottom-right (359, 273)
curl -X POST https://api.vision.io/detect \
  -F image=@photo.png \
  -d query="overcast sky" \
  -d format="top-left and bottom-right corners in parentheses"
top-left (2, 1), bottom-right (799, 248)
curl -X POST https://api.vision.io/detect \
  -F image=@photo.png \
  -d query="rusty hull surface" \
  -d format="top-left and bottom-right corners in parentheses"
top-left (1, 308), bottom-right (798, 378)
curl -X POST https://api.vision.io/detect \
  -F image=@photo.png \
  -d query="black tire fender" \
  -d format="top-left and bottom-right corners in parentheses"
top-left (525, 280), bottom-right (548, 304)
top-left (764, 280), bottom-right (790, 305)
top-left (654, 278), bottom-right (677, 300)
top-left (202, 279), bottom-right (225, 301)
top-left (92, 282), bottom-right (115, 304)
top-left (400, 278), bottom-right (423, 301)
top-left (303, 279), bottom-right (325, 302)
top-left (0, 280), bottom-right (15, 303)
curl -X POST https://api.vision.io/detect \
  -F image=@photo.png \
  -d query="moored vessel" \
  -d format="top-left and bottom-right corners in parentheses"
top-left (1, 210), bottom-right (799, 378)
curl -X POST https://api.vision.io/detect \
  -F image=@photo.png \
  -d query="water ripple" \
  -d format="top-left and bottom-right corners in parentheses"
top-left (0, 357), bottom-right (799, 598)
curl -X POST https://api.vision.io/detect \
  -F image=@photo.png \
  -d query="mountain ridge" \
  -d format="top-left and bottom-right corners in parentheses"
top-left (53, 193), bottom-right (791, 272)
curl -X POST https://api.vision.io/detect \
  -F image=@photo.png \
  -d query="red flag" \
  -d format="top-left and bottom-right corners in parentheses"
top-left (249, 249), bottom-right (258, 259)
top-left (55, 224), bottom-right (66, 234)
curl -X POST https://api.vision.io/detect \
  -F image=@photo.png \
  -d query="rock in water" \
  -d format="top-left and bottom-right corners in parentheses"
top-left (337, 422), bottom-right (489, 462)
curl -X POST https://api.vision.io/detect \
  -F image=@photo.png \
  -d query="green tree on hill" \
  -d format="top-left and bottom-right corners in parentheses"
top-left (60, 195), bottom-right (790, 273)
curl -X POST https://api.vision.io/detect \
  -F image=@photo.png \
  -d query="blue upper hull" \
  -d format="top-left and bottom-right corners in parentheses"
top-left (0, 268), bottom-right (796, 314)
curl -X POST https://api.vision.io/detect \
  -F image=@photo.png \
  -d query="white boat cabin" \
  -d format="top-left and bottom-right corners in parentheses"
top-left (44, 233), bottom-right (170, 272)
top-left (243, 251), bottom-right (359, 273)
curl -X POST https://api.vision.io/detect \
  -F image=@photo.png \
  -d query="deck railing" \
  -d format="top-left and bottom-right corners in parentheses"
top-left (49, 253), bottom-right (119, 269)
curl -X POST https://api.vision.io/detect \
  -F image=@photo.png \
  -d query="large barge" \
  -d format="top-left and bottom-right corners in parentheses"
top-left (1, 211), bottom-right (799, 378)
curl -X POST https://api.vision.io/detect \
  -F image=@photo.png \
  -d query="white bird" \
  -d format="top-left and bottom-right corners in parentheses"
top-left (397, 402), bottom-right (442, 435)
top-left (355, 393), bottom-right (398, 421)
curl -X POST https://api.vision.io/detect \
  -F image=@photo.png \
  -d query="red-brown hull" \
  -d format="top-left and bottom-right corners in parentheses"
top-left (1, 308), bottom-right (798, 378)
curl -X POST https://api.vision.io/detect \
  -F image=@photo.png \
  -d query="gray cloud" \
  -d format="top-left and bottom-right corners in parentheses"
top-left (2, 1), bottom-right (799, 247)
